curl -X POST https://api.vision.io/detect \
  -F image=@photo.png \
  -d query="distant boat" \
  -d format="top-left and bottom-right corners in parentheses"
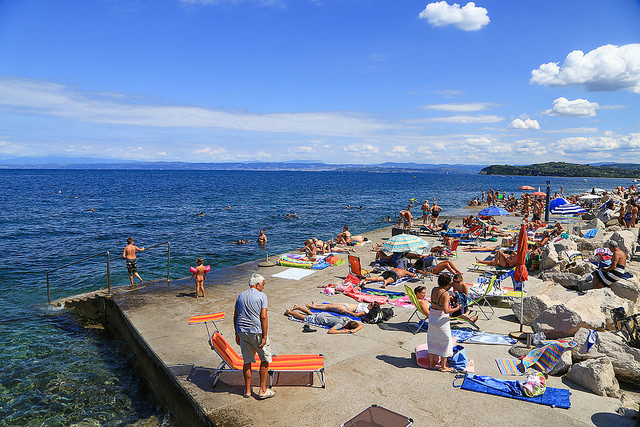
top-left (583, 179), bottom-right (587, 182)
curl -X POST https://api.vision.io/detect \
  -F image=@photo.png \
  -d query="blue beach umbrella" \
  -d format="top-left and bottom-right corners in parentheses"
top-left (381, 234), bottom-right (428, 254)
top-left (549, 197), bottom-right (569, 211)
top-left (551, 203), bottom-right (586, 215)
top-left (477, 206), bottom-right (510, 217)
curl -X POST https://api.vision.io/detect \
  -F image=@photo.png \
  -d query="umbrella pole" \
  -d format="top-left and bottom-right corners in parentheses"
top-left (509, 282), bottom-right (528, 340)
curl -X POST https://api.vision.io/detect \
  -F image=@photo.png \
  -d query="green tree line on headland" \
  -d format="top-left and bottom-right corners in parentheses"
top-left (479, 162), bottom-right (640, 178)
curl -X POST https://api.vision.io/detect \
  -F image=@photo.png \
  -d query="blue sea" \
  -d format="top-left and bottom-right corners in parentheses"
top-left (0, 169), bottom-right (633, 425)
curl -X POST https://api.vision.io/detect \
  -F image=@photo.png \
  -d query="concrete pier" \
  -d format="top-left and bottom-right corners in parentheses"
top-left (62, 220), bottom-right (633, 426)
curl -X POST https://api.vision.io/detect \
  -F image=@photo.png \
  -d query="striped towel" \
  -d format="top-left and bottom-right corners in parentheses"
top-left (521, 340), bottom-right (576, 373)
top-left (495, 358), bottom-right (525, 375)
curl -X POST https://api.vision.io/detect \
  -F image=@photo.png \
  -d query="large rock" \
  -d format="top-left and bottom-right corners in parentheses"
top-left (554, 238), bottom-right (578, 253)
top-left (531, 289), bottom-right (631, 338)
top-left (510, 293), bottom-right (553, 326)
top-left (549, 350), bottom-right (572, 376)
top-left (568, 261), bottom-right (597, 276)
top-left (539, 271), bottom-right (582, 290)
top-left (566, 357), bottom-right (619, 397)
top-left (540, 244), bottom-right (559, 270)
top-left (610, 277), bottom-right (640, 306)
top-left (577, 239), bottom-right (602, 255)
top-left (610, 230), bottom-right (637, 257)
top-left (584, 218), bottom-right (605, 231)
top-left (572, 328), bottom-right (640, 383)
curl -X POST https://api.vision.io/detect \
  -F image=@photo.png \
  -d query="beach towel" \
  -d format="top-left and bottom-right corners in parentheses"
top-left (454, 374), bottom-right (571, 409)
top-left (340, 284), bottom-right (389, 305)
top-left (364, 274), bottom-right (415, 287)
top-left (495, 358), bottom-right (525, 375)
top-left (271, 268), bottom-right (316, 281)
top-left (451, 328), bottom-right (516, 345)
top-left (386, 295), bottom-right (414, 309)
top-left (427, 309), bottom-right (453, 357)
top-left (287, 309), bottom-right (360, 329)
top-left (360, 287), bottom-right (405, 298)
top-left (521, 340), bottom-right (577, 374)
top-left (584, 228), bottom-right (598, 239)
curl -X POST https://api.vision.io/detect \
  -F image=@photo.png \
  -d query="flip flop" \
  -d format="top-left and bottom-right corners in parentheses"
top-left (257, 389), bottom-right (276, 400)
top-left (302, 324), bottom-right (317, 333)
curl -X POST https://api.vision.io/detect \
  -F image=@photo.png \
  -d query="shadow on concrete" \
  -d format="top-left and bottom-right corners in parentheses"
top-left (498, 313), bottom-right (520, 324)
top-left (376, 322), bottom-right (414, 333)
top-left (376, 354), bottom-right (420, 369)
top-left (176, 291), bottom-right (197, 298)
top-left (591, 412), bottom-right (633, 426)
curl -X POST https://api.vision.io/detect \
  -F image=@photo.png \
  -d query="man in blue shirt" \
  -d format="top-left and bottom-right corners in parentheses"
top-left (233, 273), bottom-right (275, 399)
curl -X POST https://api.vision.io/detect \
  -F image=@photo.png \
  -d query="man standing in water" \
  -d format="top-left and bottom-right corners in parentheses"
top-left (234, 273), bottom-right (275, 399)
top-left (123, 237), bottom-right (145, 285)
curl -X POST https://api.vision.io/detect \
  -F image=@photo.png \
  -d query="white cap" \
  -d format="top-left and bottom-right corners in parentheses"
top-left (249, 273), bottom-right (265, 287)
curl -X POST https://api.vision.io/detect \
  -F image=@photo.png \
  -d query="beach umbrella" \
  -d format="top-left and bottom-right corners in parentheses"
top-left (531, 191), bottom-right (546, 197)
top-left (551, 203), bottom-right (586, 215)
top-left (477, 206), bottom-right (510, 217)
top-left (549, 197), bottom-right (569, 211)
top-left (519, 185), bottom-right (535, 190)
top-left (511, 224), bottom-right (529, 339)
top-left (579, 194), bottom-right (600, 200)
top-left (380, 234), bottom-right (428, 254)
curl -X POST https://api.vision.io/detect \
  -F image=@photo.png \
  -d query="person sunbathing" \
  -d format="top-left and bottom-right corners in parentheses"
top-left (475, 250), bottom-right (518, 268)
top-left (414, 285), bottom-right (430, 316)
top-left (336, 225), bottom-right (365, 245)
top-left (463, 245), bottom-right (500, 252)
top-left (284, 305), bottom-right (364, 334)
top-left (359, 267), bottom-right (416, 288)
top-left (305, 301), bottom-right (378, 318)
top-left (413, 259), bottom-right (461, 276)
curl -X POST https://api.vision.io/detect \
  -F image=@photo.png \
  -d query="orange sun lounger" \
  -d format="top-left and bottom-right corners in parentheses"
top-left (210, 331), bottom-right (326, 388)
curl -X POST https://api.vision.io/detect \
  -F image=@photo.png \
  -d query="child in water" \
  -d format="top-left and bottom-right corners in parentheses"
top-left (190, 257), bottom-right (207, 298)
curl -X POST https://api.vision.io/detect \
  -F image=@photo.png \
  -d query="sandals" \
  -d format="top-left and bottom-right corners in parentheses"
top-left (257, 389), bottom-right (276, 399)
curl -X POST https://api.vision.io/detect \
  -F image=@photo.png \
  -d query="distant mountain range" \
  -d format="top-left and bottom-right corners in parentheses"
top-left (0, 157), bottom-right (487, 174)
top-left (480, 162), bottom-right (640, 178)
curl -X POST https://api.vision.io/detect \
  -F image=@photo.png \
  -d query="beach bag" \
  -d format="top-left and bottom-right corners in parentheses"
top-left (381, 307), bottom-right (394, 321)
top-left (449, 345), bottom-right (468, 370)
top-left (522, 372), bottom-right (547, 397)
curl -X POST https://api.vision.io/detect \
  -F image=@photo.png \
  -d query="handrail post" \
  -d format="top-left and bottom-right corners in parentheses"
top-left (167, 242), bottom-right (171, 284)
top-left (106, 251), bottom-right (111, 294)
top-left (46, 272), bottom-right (51, 304)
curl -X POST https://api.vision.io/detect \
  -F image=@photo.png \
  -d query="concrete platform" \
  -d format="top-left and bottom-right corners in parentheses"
top-left (76, 217), bottom-right (633, 426)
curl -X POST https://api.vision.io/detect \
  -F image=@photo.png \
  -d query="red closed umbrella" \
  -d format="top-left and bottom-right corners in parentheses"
top-left (511, 224), bottom-right (529, 339)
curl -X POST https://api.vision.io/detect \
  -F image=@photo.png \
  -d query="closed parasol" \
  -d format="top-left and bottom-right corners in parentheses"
top-left (510, 224), bottom-right (529, 339)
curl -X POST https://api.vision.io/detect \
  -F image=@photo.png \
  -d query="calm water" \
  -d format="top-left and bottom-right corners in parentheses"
top-left (0, 169), bottom-right (633, 425)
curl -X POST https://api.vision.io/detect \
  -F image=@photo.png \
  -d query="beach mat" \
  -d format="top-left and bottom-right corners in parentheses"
top-left (452, 328), bottom-right (517, 345)
top-left (455, 374), bottom-right (571, 409)
top-left (271, 268), bottom-right (316, 280)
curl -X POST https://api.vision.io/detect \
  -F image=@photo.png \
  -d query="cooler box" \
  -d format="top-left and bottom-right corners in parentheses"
top-left (340, 404), bottom-right (413, 427)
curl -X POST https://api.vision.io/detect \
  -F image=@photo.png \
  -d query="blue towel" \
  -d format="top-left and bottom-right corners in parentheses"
top-left (584, 228), bottom-right (598, 239)
top-left (455, 374), bottom-right (571, 408)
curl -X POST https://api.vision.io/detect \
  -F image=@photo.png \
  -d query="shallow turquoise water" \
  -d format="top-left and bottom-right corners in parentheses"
top-left (0, 170), bottom-right (631, 425)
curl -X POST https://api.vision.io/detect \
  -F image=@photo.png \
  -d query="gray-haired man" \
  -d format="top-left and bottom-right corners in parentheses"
top-left (233, 273), bottom-right (275, 399)
top-left (593, 240), bottom-right (627, 289)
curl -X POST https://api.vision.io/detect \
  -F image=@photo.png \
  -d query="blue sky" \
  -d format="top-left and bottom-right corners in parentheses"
top-left (0, 0), bottom-right (639, 165)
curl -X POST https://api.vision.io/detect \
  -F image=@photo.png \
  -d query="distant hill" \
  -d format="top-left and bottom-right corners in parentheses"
top-left (479, 162), bottom-right (640, 178)
top-left (0, 158), bottom-right (486, 173)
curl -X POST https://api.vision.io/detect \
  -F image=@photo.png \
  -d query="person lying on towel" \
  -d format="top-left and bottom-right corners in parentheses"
top-left (359, 267), bottom-right (416, 288)
top-left (593, 240), bottom-right (627, 289)
top-left (304, 301), bottom-right (378, 318)
top-left (284, 305), bottom-right (363, 334)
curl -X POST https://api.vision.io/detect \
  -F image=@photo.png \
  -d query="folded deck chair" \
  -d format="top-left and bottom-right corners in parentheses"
top-left (210, 332), bottom-right (325, 388)
top-left (404, 284), bottom-right (428, 334)
top-left (348, 255), bottom-right (370, 279)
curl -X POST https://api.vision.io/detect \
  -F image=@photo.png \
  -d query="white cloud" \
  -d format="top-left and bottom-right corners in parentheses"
top-left (194, 146), bottom-right (228, 156)
top-left (343, 144), bottom-right (379, 154)
top-left (417, 115), bottom-right (504, 124)
top-left (295, 146), bottom-right (315, 153)
top-left (157, 152), bottom-right (167, 156)
top-left (389, 145), bottom-right (410, 156)
top-left (513, 139), bottom-right (548, 155)
top-left (0, 140), bottom-right (27, 154)
top-left (544, 97), bottom-right (599, 117)
top-left (422, 102), bottom-right (494, 112)
top-left (0, 77), bottom-right (392, 138)
top-left (543, 127), bottom-right (598, 134)
top-left (509, 118), bottom-right (540, 129)
top-left (419, 1), bottom-right (490, 31)
top-left (553, 131), bottom-right (640, 154)
top-left (531, 44), bottom-right (640, 94)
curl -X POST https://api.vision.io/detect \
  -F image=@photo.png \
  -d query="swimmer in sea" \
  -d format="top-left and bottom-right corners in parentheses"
top-left (198, 211), bottom-right (204, 217)
top-left (257, 229), bottom-right (267, 245)
top-left (286, 213), bottom-right (291, 219)
top-left (231, 239), bottom-right (247, 244)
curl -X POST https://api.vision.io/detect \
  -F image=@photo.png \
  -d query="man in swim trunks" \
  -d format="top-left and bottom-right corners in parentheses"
top-left (359, 268), bottom-right (416, 288)
top-left (123, 237), bottom-right (145, 285)
top-left (257, 229), bottom-right (267, 245)
top-left (284, 305), bottom-right (363, 334)
top-left (593, 240), bottom-right (627, 289)
top-left (421, 200), bottom-right (430, 225)
top-left (475, 250), bottom-right (518, 268)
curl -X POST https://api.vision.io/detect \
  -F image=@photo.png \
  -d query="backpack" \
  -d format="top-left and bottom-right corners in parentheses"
top-left (363, 307), bottom-right (394, 324)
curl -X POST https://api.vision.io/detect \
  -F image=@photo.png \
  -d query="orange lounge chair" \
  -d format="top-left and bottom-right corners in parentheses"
top-left (188, 311), bottom-right (225, 338)
top-left (210, 332), bottom-right (326, 388)
top-left (348, 255), bottom-right (370, 279)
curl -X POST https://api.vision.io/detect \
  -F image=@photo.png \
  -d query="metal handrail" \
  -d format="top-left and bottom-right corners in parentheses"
top-left (45, 241), bottom-right (171, 304)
